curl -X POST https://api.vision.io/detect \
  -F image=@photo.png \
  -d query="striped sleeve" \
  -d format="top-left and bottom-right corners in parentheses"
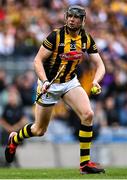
top-left (42, 30), bottom-right (57, 51)
top-left (86, 34), bottom-right (98, 54)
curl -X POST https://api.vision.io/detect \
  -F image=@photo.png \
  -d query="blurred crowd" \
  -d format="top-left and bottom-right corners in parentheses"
top-left (0, 0), bottom-right (127, 149)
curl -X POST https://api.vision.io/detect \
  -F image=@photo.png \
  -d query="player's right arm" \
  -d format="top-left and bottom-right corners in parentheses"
top-left (34, 45), bottom-right (52, 82)
top-left (34, 30), bottom-right (57, 83)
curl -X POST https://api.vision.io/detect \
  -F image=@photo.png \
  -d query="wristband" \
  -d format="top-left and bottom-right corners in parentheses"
top-left (42, 80), bottom-right (49, 85)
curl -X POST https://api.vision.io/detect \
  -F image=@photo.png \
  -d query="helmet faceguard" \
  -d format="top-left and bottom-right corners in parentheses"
top-left (65, 5), bottom-right (86, 31)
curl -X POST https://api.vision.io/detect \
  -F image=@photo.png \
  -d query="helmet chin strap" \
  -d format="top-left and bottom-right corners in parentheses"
top-left (67, 25), bottom-right (81, 32)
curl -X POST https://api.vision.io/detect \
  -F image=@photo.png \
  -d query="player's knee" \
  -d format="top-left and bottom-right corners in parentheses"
top-left (81, 110), bottom-right (94, 125)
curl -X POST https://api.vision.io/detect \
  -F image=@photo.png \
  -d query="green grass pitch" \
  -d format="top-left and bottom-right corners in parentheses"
top-left (0, 167), bottom-right (127, 179)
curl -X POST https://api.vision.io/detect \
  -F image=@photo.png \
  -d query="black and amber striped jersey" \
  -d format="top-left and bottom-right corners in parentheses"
top-left (42, 25), bottom-right (98, 83)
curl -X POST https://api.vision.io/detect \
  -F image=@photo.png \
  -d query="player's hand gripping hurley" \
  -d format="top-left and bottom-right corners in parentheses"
top-left (36, 65), bottom-right (64, 102)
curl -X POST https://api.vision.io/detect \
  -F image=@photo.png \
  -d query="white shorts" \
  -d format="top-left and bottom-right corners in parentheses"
top-left (36, 76), bottom-right (81, 106)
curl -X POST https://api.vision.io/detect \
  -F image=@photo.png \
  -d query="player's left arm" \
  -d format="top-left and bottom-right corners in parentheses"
top-left (86, 34), bottom-right (106, 88)
top-left (90, 53), bottom-right (105, 85)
